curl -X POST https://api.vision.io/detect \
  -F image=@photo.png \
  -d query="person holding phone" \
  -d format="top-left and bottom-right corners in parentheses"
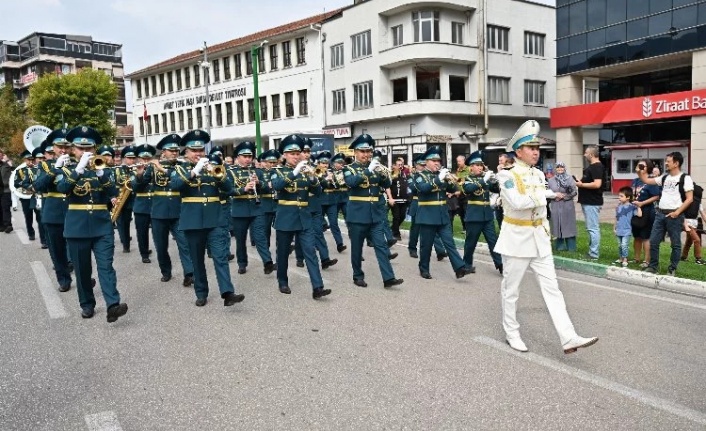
top-left (631, 160), bottom-right (660, 268)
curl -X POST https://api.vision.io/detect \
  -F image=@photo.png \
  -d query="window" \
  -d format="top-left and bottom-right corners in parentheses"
top-left (169, 112), bottom-right (176, 132)
top-left (331, 44), bottom-right (344, 69)
top-left (353, 81), bottom-right (373, 109)
top-left (153, 115), bottom-right (160, 134)
top-left (488, 25), bottom-right (510, 52)
top-left (212, 58), bottom-right (220, 82)
top-left (196, 107), bottom-right (203, 128)
top-left (184, 67), bottom-right (191, 89)
top-left (144, 78), bottom-right (150, 97)
top-left (296, 37), bottom-right (306, 64)
top-left (270, 45), bottom-right (278, 71)
top-left (298, 89), bottom-right (308, 116)
top-left (159, 74), bottom-right (165, 94)
top-left (139, 118), bottom-right (144, 136)
top-left (285, 92), bottom-right (294, 117)
top-left (260, 96), bottom-right (268, 120)
top-left (136, 80), bottom-right (142, 99)
top-left (392, 25), bottom-right (403, 46)
top-left (393, 78), bottom-right (408, 102)
top-left (524, 80), bottom-right (545, 105)
top-left (187, 109), bottom-right (193, 129)
top-left (234, 54), bottom-right (242, 78)
top-left (176, 69), bottom-right (182, 91)
top-left (524, 32), bottom-right (545, 57)
top-left (193, 65), bottom-right (200, 86)
top-left (245, 51), bottom-right (253, 75)
top-left (333, 89), bottom-right (346, 113)
top-left (167, 71), bottom-right (173, 92)
top-left (585, 87), bottom-right (599, 103)
top-left (413, 11), bottom-right (440, 42)
top-left (488, 76), bottom-right (510, 103)
top-left (236, 100), bottom-right (244, 123)
top-left (352, 31), bottom-right (372, 59)
top-left (223, 57), bottom-right (231, 80)
top-left (416, 67), bottom-right (440, 99)
top-left (215, 104), bottom-right (222, 126)
top-left (282, 41), bottom-right (292, 67)
top-left (449, 76), bottom-right (466, 101)
top-left (225, 102), bottom-right (233, 125)
top-left (257, 48), bottom-right (265, 73)
top-left (452, 22), bottom-right (464, 44)
top-left (162, 113), bottom-right (168, 132)
top-left (178, 110), bottom-right (185, 131)
top-left (150, 76), bottom-right (157, 95)
top-left (273, 138), bottom-right (282, 149)
top-left (272, 94), bottom-right (281, 119)
top-left (247, 98), bottom-right (255, 122)
top-left (207, 106), bottom-right (212, 127)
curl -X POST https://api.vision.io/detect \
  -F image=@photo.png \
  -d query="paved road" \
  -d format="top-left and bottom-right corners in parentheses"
top-left (1, 213), bottom-right (705, 430)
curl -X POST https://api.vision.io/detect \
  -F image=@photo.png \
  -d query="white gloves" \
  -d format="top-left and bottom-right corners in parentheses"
top-left (55, 154), bottom-right (70, 168)
top-left (192, 157), bottom-right (209, 176)
top-left (293, 160), bottom-right (309, 176)
top-left (544, 189), bottom-right (557, 199)
top-left (96, 169), bottom-right (104, 178)
top-left (75, 152), bottom-right (92, 174)
top-left (368, 160), bottom-right (380, 172)
top-left (438, 168), bottom-right (449, 181)
top-left (483, 171), bottom-right (496, 182)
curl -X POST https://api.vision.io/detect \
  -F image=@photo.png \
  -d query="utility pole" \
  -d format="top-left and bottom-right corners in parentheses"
top-left (200, 41), bottom-right (212, 152)
top-left (252, 40), bottom-right (268, 156)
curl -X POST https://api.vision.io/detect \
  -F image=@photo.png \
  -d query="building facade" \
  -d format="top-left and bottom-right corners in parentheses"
top-left (127, 0), bottom-right (556, 168)
top-left (552, 0), bottom-right (706, 192)
top-left (0, 33), bottom-right (127, 127)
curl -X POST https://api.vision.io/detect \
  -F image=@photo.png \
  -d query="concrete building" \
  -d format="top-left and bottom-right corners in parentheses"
top-left (126, 0), bottom-right (556, 168)
top-left (552, 0), bottom-right (706, 192)
top-left (0, 33), bottom-right (127, 128)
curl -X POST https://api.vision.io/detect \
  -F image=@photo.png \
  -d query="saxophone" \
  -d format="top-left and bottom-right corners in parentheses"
top-left (110, 167), bottom-right (133, 223)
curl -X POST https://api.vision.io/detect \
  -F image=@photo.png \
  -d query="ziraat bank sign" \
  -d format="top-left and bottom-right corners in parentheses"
top-left (551, 88), bottom-right (706, 128)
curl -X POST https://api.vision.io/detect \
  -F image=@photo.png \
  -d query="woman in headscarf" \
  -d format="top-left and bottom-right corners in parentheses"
top-left (548, 162), bottom-right (578, 251)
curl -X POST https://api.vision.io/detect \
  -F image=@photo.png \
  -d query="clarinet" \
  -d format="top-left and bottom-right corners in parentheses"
top-left (249, 165), bottom-right (261, 205)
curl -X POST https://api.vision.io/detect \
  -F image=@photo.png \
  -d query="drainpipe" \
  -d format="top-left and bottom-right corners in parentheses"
top-left (310, 23), bottom-right (327, 128)
top-left (461, 0), bottom-right (489, 144)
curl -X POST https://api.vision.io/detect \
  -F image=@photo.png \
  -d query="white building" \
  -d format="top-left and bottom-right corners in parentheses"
top-left (126, 0), bottom-right (555, 168)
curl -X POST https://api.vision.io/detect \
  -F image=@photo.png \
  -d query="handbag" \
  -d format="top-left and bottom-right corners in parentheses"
top-left (631, 214), bottom-right (648, 229)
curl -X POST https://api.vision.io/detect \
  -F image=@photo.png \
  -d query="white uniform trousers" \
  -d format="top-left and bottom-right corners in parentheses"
top-left (501, 254), bottom-right (577, 345)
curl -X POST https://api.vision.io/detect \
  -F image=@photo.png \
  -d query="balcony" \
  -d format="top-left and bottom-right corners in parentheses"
top-left (378, 0), bottom-right (476, 16)
top-left (378, 99), bottom-right (478, 119)
top-left (378, 42), bottom-right (477, 69)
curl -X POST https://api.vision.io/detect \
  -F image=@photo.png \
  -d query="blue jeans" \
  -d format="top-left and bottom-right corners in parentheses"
top-left (582, 205), bottom-right (602, 258)
top-left (617, 235), bottom-right (630, 259)
top-left (649, 210), bottom-right (684, 272)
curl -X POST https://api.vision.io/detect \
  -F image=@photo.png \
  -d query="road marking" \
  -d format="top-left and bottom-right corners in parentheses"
top-left (473, 336), bottom-right (706, 426)
top-left (15, 228), bottom-right (30, 245)
top-left (30, 261), bottom-right (68, 319)
top-left (85, 411), bottom-right (123, 431)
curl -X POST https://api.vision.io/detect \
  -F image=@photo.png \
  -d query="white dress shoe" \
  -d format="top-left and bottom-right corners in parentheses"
top-left (563, 336), bottom-right (599, 354)
top-left (506, 337), bottom-right (528, 352)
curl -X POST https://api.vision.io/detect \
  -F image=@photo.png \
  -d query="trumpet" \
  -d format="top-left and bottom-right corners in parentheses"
top-left (206, 163), bottom-right (226, 180)
top-left (90, 155), bottom-right (108, 170)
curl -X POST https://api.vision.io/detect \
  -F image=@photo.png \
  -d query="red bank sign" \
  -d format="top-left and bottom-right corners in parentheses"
top-left (550, 88), bottom-right (706, 128)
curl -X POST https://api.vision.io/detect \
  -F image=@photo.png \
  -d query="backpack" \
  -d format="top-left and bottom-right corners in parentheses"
top-left (660, 173), bottom-right (702, 219)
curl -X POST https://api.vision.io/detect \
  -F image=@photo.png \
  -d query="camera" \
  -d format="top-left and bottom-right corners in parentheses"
top-left (637, 164), bottom-right (646, 171)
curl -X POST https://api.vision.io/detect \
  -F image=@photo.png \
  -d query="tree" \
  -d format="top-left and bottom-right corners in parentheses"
top-left (0, 84), bottom-right (28, 157)
top-left (26, 68), bottom-right (118, 144)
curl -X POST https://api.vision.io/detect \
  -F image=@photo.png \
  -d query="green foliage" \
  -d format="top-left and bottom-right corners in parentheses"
top-left (0, 84), bottom-right (28, 155)
top-left (26, 68), bottom-right (118, 143)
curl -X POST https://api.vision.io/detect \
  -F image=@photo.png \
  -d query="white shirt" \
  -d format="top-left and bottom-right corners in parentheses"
top-left (654, 172), bottom-right (694, 211)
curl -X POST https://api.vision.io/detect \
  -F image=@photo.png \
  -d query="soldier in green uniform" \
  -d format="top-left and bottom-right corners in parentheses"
top-left (56, 126), bottom-right (128, 322)
top-left (270, 135), bottom-right (331, 299)
top-left (170, 130), bottom-right (244, 307)
top-left (30, 146), bottom-right (49, 248)
top-left (344, 134), bottom-right (403, 289)
top-left (15, 150), bottom-right (46, 245)
top-left (34, 129), bottom-right (73, 292)
top-left (256, 149), bottom-right (280, 250)
top-left (208, 146), bottom-right (234, 262)
top-left (131, 144), bottom-right (155, 263)
top-left (461, 150), bottom-right (503, 274)
top-left (327, 152), bottom-right (347, 252)
top-left (407, 155), bottom-right (446, 259)
top-left (115, 145), bottom-right (137, 253)
top-left (414, 146), bottom-right (471, 280)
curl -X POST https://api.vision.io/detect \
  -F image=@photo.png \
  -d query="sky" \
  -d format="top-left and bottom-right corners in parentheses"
top-left (1, 0), bottom-right (555, 109)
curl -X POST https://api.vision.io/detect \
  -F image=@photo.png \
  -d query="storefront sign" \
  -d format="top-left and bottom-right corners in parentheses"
top-left (163, 87), bottom-right (247, 110)
top-left (551, 88), bottom-right (706, 128)
top-left (321, 126), bottom-right (351, 139)
top-left (20, 72), bottom-right (37, 84)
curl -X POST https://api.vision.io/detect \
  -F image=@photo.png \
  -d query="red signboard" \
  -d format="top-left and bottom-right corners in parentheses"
top-left (550, 88), bottom-right (706, 128)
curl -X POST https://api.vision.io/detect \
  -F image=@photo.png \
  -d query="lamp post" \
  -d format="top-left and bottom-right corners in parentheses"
top-left (251, 40), bottom-right (268, 156)
top-left (199, 41), bottom-right (212, 152)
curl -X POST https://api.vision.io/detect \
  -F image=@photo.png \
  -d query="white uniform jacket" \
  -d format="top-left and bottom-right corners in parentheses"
top-left (493, 160), bottom-right (552, 258)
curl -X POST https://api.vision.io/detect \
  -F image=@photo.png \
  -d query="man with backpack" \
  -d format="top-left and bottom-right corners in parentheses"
top-left (636, 151), bottom-right (694, 276)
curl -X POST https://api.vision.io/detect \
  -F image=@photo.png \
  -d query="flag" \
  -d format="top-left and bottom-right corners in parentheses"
top-left (143, 101), bottom-right (148, 121)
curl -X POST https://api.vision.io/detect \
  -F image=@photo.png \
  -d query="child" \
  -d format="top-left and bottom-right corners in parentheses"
top-left (614, 187), bottom-right (642, 267)
top-left (681, 203), bottom-right (706, 265)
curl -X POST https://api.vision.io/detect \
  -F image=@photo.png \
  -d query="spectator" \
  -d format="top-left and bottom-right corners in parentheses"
top-left (576, 145), bottom-right (605, 259)
top-left (681, 203), bottom-right (705, 265)
top-left (631, 159), bottom-right (660, 268)
top-left (614, 187), bottom-right (641, 267)
top-left (0, 150), bottom-right (14, 233)
top-left (548, 162), bottom-right (578, 251)
top-left (652, 166), bottom-right (661, 177)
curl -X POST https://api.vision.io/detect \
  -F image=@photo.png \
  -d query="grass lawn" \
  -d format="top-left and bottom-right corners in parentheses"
top-left (393, 216), bottom-right (706, 282)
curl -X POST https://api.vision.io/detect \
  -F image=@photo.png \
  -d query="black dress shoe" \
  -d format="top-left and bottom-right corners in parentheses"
top-left (223, 291), bottom-right (245, 306)
top-left (148, 249), bottom-right (153, 255)
top-left (228, 253), bottom-right (235, 261)
top-left (279, 285), bottom-right (291, 294)
top-left (91, 278), bottom-right (96, 288)
top-left (160, 275), bottom-right (172, 282)
top-left (81, 308), bottom-right (94, 319)
top-left (312, 288), bottom-right (331, 299)
top-left (106, 303), bottom-right (128, 323)
top-left (497, 265), bottom-right (503, 274)
top-left (195, 298), bottom-right (207, 307)
top-left (409, 250), bottom-right (418, 258)
top-left (263, 261), bottom-right (276, 274)
top-left (122, 247), bottom-right (130, 253)
top-left (467, 266), bottom-right (476, 273)
top-left (296, 260), bottom-right (305, 268)
top-left (41, 244), bottom-right (48, 249)
top-left (437, 253), bottom-right (448, 261)
top-left (420, 272), bottom-right (432, 279)
top-left (58, 284), bottom-right (71, 292)
top-left (383, 278), bottom-right (404, 288)
top-left (142, 257), bottom-right (151, 263)
top-left (353, 279), bottom-right (368, 288)
top-left (183, 275), bottom-right (194, 287)
top-left (388, 252), bottom-right (398, 260)
top-left (4, 226), bottom-right (13, 233)
top-left (250, 242), bottom-right (256, 246)
top-left (323, 224), bottom-right (329, 231)
top-left (387, 238), bottom-right (398, 248)
top-left (455, 267), bottom-right (471, 279)
top-left (321, 258), bottom-right (338, 269)
top-left (28, 236), bottom-right (35, 241)
top-left (238, 267), bottom-right (247, 274)
top-left (337, 244), bottom-right (347, 253)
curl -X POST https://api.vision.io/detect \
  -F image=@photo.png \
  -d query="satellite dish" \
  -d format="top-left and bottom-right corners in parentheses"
top-left (23, 125), bottom-right (52, 152)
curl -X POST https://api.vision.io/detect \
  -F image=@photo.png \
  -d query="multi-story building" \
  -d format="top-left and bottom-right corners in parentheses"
top-left (552, 0), bottom-right (706, 192)
top-left (0, 33), bottom-right (127, 128)
top-left (127, 0), bottom-right (556, 168)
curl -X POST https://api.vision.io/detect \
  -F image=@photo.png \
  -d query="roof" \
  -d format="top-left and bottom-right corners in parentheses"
top-left (126, 9), bottom-right (344, 79)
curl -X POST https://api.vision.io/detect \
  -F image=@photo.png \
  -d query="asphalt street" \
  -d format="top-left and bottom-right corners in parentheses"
top-left (1, 214), bottom-right (705, 430)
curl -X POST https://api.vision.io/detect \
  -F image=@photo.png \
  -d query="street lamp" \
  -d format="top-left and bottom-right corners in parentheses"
top-left (252, 40), bottom-right (268, 156)
top-left (199, 41), bottom-right (212, 152)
